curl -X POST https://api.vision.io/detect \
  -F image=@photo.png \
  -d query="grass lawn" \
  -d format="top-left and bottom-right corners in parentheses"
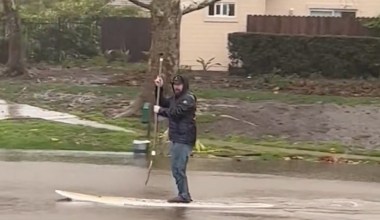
top-left (0, 119), bottom-right (141, 152)
top-left (197, 139), bottom-right (380, 163)
top-left (195, 89), bottom-right (380, 106)
top-left (0, 81), bottom-right (139, 111)
top-left (1, 79), bottom-right (380, 161)
top-left (0, 118), bottom-right (379, 164)
top-left (1, 81), bottom-right (380, 111)
top-left (195, 132), bottom-right (380, 162)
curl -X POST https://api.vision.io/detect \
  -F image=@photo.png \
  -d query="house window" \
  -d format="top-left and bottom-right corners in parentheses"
top-left (309, 9), bottom-right (356, 17)
top-left (208, 2), bottom-right (236, 17)
top-left (341, 11), bottom-right (356, 18)
top-left (310, 10), bottom-right (335, 17)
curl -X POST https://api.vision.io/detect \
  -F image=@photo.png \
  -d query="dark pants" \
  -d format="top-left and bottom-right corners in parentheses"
top-left (170, 142), bottom-right (192, 201)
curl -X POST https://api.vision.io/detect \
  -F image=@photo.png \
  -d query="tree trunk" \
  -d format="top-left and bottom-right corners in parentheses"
top-left (2, 0), bottom-right (27, 77)
top-left (116, 0), bottom-right (181, 117)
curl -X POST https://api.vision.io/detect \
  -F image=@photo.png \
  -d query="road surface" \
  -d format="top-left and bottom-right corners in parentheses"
top-left (0, 158), bottom-right (379, 220)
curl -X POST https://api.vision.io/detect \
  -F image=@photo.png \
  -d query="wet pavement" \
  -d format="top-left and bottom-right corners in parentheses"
top-left (1, 155), bottom-right (380, 220)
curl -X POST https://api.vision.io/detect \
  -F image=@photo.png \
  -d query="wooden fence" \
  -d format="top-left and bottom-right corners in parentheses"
top-left (0, 17), bottom-right (152, 64)
top-left (100, 17), bottom-right (151, 62)
top-left (246, 15), bottom-right (375, 36)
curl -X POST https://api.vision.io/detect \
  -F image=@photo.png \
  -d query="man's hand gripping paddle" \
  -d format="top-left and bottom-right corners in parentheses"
top-left (145, 55), bottom-right (164, 186)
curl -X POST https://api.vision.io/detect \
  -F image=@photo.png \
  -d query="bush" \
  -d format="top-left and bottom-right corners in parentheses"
top-left (362, 17), bottom-right (380, 37)
top-left (18, 0), bottom-right (141, 63)
top-left (228, 32), bottom-right (380, 78)
top-left (22, 20), bottom-right (100, 62)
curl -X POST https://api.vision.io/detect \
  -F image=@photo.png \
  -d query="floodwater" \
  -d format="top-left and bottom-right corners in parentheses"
top-left (1, 154), bottom-right (380, 220)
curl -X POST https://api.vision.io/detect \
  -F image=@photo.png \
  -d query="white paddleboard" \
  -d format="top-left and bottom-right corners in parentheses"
top-left (55, 190), bottom-right (274, 209)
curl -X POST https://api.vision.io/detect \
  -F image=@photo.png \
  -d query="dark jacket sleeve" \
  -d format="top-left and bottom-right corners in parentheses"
top-left (155, 86), bottom-right (170, 108)
top-left (158, 94), bottom-right (196, 119)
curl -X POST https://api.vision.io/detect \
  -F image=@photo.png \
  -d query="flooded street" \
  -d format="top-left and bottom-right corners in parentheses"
top-left (0, 154), bottom-right (380, 220)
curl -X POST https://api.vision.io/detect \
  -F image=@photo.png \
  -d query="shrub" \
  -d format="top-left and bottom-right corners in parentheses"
top-left (228, 32), bottom-right (380, 78)
top-left (18, 0), bottom-right (141, 63)
top-left (361, 17), bottom-right (380, 37)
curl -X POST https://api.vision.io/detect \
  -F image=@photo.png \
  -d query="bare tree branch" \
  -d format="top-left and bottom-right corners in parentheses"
top-left (128, 0), bottom-right (152, 10)
top-left (182, 0), bottom-right (221, 15)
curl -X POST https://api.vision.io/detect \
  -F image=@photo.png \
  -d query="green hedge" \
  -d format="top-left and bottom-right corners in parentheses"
top-left (228, 32), bottom-right (380, 78)
top-left (23, 20), bottom-right (100, 63)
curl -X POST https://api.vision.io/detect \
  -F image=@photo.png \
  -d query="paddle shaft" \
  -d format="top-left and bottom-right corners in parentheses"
top-left (145, 56), bottom-right (164, 186)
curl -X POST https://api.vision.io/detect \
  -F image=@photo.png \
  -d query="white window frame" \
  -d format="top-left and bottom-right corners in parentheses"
top-left (309, 8), bottom-right (356, 17)
top-left (310, 9), bottom-right (335, 17)
top-left (207, 2), bottom-right (236, 18)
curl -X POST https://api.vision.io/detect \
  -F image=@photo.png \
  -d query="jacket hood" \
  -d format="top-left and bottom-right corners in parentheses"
top-left (171, 74), bottom-right (189, 96)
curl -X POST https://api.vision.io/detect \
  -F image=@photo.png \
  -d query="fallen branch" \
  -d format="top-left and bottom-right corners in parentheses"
top-left (113, 106), bottom-right (135, 119)
top-left (128, 0), bottom-right (152, 10)
top-left (182, 0), bottom-right (221, 15)
top-left (17, 86), bottom-right (27, 94)
top-left (220, 114), bottom-right (257, 127)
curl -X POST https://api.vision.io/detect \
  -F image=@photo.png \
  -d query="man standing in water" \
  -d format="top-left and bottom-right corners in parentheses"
top-left (153, 74), bottom-right (197, 203)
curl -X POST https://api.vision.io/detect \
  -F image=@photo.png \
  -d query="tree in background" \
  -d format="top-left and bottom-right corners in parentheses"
top-left (116, 0), bottom-right (220, 117)
top-left (19, 0), bottom-right (140, 21)
top-left (1, 0), bottom-right (27, 76)
top-left (0, 0), bottom-right (141, 67)
top-left (19, 0), bottom-right (140, 63)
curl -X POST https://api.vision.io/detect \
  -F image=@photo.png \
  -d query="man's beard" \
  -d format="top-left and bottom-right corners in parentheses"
top-left (174, 89), bottom-right (181, 94)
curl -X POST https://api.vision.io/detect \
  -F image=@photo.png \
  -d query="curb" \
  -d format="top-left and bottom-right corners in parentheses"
top-left (0, 149), bottom-right (137, 158)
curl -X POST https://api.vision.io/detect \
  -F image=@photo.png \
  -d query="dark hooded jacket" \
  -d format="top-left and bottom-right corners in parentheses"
top-left (155, 75), bottom-right (197, 146)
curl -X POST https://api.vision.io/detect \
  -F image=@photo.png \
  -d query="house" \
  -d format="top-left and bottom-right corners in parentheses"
top-left (110, 0), bottom-right (380, 71)
top-left (181, 0), bottom-right (265, 71)
top-left (181, 0), bottom-right (380, 71)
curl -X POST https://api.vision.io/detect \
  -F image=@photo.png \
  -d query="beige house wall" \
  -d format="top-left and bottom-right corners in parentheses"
top-left (179, 0), bottom-right (380, 71)
top-left (180, 0), bottom-right (266, 71)
top-left (266, 0), bottom-right (380, 17)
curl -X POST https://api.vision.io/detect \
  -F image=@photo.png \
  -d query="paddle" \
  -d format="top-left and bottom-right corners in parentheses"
top-left (145, 55), bottom-right (164, 186)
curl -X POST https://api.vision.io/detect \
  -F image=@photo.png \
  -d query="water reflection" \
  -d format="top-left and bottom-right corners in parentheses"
top-left (152, 156), bottom-right (380, 183)
top-left (0, 151), bottom-right (379, 183)
top-left (0, 151), bottom-right (148, 167)
top-left (171, 208), bottom-right (188, 219)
